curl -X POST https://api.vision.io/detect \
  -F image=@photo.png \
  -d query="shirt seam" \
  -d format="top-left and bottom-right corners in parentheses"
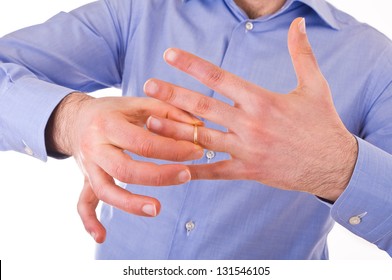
top-left (359, 47), bottom-right (392, 137)
top-left (104, 0), bottom-right (127, 81)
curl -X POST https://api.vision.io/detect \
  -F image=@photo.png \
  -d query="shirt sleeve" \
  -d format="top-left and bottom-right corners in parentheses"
top-left (331, 63), bottom-right (392, 256)
top-left (0, 0), bottom-right (128, 161)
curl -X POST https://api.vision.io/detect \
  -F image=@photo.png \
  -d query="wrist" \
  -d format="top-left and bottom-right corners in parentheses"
top-left (45, 92), bottom-right (93, 156)
top-left (317, 133), bottom-right (358, 202)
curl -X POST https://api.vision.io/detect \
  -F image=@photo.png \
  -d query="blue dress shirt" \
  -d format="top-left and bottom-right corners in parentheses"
top-left (1, 0), bottom-right (392, 259)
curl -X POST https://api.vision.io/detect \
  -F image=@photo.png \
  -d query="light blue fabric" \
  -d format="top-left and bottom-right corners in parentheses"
top-left (1, 0), bottom-right (391, 259)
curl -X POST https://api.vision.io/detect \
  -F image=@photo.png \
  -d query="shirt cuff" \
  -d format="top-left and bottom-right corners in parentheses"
top-left (331, 136), bottom-right (392, 252)
top-left (0, 77), bottom-right (74, 161)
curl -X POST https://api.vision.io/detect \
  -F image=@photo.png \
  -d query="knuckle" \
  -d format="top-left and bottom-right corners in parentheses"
top-left (79, 119), bottom-right (106, 153)
top-left (169, 148), bottom-right (182, 162)
top-left (151, 173), bottom-right (164, 186)
top-left (319, 77), bottom-right (330, 92)
top-left (93, 184), bottom-right (107, 201)
top-left (138, 139), bottom-right (155, 157)
top-left (205, 67), bottom-right (225, 87)
top-left (76, 200), bottom-right (85, 216)
top-left (112, 163), bottom-right (133, 183)
top-left (300, 45), bottom-right (314, 56)
top-left (130, 108), bottom-right (148, 124)
top-left (221, 133), bottom-right (230, 152)
top-left (90, 114), bottom-right (107, 133)
top-left (199, 128), bottom-right (213, 146)
top-left (120, 194), bottom-right (136, 213)
top-left (195, 96), bottom-right (211, 115)
top-left (190, 169), bottom-right (200, 180)
top-left (164, 85), bottom-right (177, 103)
top-left (183, 59), bottom-right (195, 74)
top-left (76, 201), bottom-right (93, 227)
top-left (150, 172), bottom-right (165, 186)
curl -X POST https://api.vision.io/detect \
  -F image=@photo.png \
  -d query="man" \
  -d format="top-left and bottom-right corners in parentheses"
top-left (0, 0), bottom-right (391, 259)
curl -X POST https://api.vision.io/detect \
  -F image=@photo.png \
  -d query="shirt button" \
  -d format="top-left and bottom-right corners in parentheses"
top-left (23, 141), bottom-right (34, 156)
top-left (348, 212), bottom-right (367, 225)
top-left (245, 21), bottom-right (254, 31)
top-left (185, 221), bottom-right (195, 233)
top-left (206, 150), bottom-right (215, 161)
top-left (349, 216), bottom-right (362, 225)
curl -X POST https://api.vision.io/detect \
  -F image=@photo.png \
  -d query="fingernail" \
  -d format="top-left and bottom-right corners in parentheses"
top-left (164, 48), bottom-right (178, 63)
top-left (146, 116), bottom-right (162, 130)
top-left (194, 147), bottom-right (204, 159)
top-left (90, 231), bottom-right (97, 241)
top-left (144, 79), bottom-right (159, 96)
top-left (298, 18), bottom-right (306, 34)
top-left (142, 204), bottom-right (157, 217)
top-left (178, 169), bottom-right (191, 183)
top-left (193, 119), bottom-right (205, 127)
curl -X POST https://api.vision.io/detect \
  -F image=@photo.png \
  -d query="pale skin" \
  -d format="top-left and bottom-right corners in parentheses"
top-left (46, 1), bottom-right (358, 243)
top-left (46, 94), bottom-right (204, 242)
top-left (145, 18), bottom-right (357, 201)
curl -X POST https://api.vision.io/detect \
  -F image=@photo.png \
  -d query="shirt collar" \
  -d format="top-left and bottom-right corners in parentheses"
top-left (294, 0), bottom-right (340, 29)
top-left (183, 0), bottom-right (340, 30)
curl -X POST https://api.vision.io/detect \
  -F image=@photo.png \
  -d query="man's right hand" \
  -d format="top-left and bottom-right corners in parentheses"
top-left (45, 93), bottom-right (203, 243)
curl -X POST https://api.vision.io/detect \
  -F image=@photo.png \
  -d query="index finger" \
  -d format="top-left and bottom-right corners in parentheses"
top-left (163, 48), bottom-right (269, 105)
top-left (85, 163), bottom-right (162, 217)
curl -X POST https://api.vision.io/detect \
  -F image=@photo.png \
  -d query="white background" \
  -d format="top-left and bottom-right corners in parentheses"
top-left (0, 0), bottom-right (390, 263)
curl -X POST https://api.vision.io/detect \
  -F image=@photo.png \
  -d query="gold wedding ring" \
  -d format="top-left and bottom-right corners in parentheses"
top-left (193, 124), bottom-right (198, 145)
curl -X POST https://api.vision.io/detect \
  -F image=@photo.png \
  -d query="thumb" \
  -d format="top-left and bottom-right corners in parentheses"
top-left (288, 17), bottom-right (326, 91)
top-left (77, 178), bottom-right (107, 243)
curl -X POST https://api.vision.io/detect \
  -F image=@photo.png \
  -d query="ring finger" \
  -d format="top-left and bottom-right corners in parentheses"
top-left (147, 115), bottom-right (234, 153)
